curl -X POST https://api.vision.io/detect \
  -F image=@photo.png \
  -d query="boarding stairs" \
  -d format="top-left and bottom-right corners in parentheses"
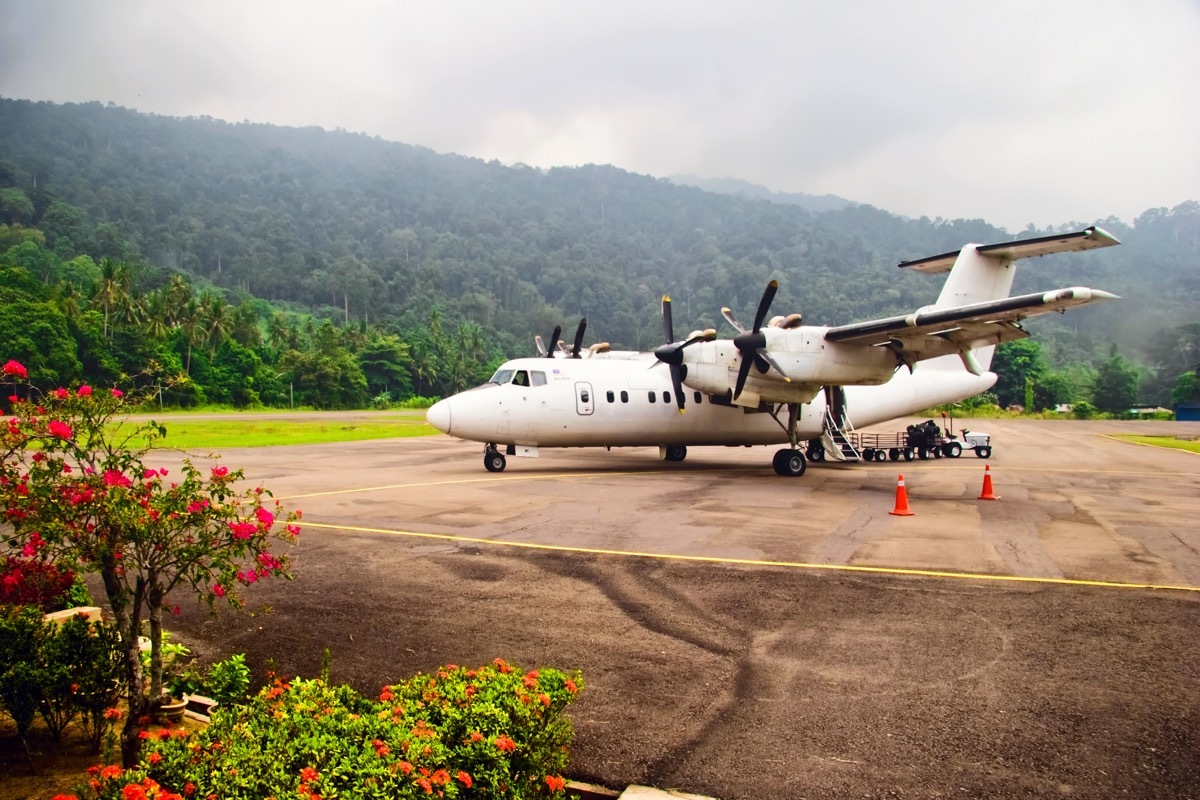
top-left (820, 406), bottom-right (861, 462)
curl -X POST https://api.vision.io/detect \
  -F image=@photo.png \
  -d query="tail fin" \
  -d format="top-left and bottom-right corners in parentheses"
top-left (900, 226), bottom-right (1120, 309)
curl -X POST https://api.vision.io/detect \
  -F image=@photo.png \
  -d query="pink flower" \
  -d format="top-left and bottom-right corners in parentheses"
top-left (212, 583), bottom-right (226, 598)
top-left (77, 385), bottom-right (92, 397)
top-left (228, 521), bottom-right (256, 540)
top-left (186, 500), bottom-right (207, 514)
top-left (47, 420), bottom-right (73, 439)
top-left (111, 388), bottom-right (124, 398)
top-left (211, 466), bottom-right (229, 479)
top-left (103, 470), bottom-right (132, 488)
top-left (2, 360), bottom-right (27, 378)
top-left (255, 507), bottom-right (274, 527)
top-left (53, 388), bottom-right (69, 399)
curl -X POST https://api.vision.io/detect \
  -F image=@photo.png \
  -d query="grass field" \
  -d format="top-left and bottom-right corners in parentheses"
top-left (1111, 434), bottom-right (1200, 454)
top-left (123, 412), bottom-right (438, 450)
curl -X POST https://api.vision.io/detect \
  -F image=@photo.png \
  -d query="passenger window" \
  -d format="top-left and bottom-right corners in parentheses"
top-left (663, 391), bottom-right (671, 404)
top-left (531, 371), bottom-right (547, 387)
top-left (694, 392), bottom-right (702, 404)
top-left (648, 392), bottom-right (656, 404)
top-left (580, 390), bottom-right (589, 403)
top-left (606, 390), bottom-right (614, 403)
top-left (620, 391), bottom-right (629, 403)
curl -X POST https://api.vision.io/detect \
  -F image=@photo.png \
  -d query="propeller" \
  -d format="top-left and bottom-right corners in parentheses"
top-left (543, 325), bottom-right (561, 358)
top-left (570, 318), bottom-right (587, 358)
top-left (727, 280), bottom-right (791, 400)
top-left (653, 295), bottom-right (714, 413)
top-left (534, 335), bottom-right (547, 357)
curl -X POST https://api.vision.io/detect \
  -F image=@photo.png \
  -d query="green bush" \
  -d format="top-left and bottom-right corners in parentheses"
top-left (0, 607), bottom-right (125, 752)
top-left (1072, 400), bottom-right (1097, 419)
top-left (168, 652), bottom-right (251, 707)
top-left (80, 659), bottom-right (583, 799)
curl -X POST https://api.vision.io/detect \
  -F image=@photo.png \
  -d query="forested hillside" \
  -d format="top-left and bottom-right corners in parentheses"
top-left (0, 97), bottom-right (1197, 409)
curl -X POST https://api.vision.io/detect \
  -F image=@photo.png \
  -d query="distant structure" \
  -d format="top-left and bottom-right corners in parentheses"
top-left (1176, 402), bottom-right (1200, 422)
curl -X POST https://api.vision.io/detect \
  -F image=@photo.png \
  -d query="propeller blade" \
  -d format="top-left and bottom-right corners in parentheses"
top-left (571, 318), bottom-right (587, 358)
top-left (734, 350), bottom-right (755, 400)
top-left (752, 280), bottom-right (779, 332)
top-left (534, 335), bottom-right (547, 357)
top-left (755, 348), bottom-right (791, 382)
top-left (669, 364), bottom-right (688, 413)
top-left (661, 295), bottom-right (675, 345)
top-left (721, 307), bottom-right (746, 334)
top-left (545, 325), bottom-right (561, 358)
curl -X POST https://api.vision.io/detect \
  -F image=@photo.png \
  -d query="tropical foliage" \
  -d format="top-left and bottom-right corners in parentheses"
top-left (1, 98), bottom-right (1197, 410)
top-left (0, 368), bottom-right (301, 765)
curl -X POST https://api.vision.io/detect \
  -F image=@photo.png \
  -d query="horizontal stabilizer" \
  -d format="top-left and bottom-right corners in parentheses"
top-left (826, 286), bottom-right (1118, 349)
top-left (899, 226), bottom-right (1121, 274)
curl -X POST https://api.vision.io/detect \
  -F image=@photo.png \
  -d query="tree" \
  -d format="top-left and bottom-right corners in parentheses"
top-left (1092, 352), bottom-right (1140, 413)
top-left (1170, 371), bottom-right (1200, 406)
top-left (990, 339), bottom-right (1047, 408)
top-left (0, 368), bottom-right (301, 766)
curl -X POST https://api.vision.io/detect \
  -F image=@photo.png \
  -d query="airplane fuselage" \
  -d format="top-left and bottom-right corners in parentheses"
top-left (426, 353), bottom-right (996, 450)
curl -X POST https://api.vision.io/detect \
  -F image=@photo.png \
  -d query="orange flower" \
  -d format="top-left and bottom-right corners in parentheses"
top-left (565, 679), bottom-right (578, 694)
top-left (545, 774), bottom-right (566, 792)
top-left (456, 770), bottom-right (473, 788)
top-left (300, 766), bottom-right (319, 783)
top-left (100, 765), bottom-right (123, 780)
top-left (494, 735), bottom-right (517, 752)
top-left (148, 752), bottom-right (162, 764)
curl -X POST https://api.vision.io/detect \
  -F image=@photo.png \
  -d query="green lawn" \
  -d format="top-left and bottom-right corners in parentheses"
top-left (1111, 434), bottom-right (1200, 454)
top-left (121, 412), bottom-right (439, 450)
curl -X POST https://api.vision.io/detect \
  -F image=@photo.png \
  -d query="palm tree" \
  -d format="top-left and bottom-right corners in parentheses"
top-left (177, 299), bottom-right (204, 373)
top-left (92, 258), bottom-right (131, 337)
top-left (200, 293), bottom-right (234, 355)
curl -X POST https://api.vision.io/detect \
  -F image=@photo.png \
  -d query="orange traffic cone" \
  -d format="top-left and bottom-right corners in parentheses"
top-left (978, 464), bottom-right (999, 500)
top-left (889, 474), bottom-right (914, 516)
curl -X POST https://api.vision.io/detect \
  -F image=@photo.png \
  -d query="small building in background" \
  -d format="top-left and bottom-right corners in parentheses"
top-left (1176, 403), bottom-right (1200, 422)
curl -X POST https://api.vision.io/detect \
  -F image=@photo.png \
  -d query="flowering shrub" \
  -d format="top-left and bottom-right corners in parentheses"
top-left (0, 554), bottom-right (77, 611)
top-left (0, 362), bottom-right (301, 766)
top-left (68, 660), bottom-right (583, 800)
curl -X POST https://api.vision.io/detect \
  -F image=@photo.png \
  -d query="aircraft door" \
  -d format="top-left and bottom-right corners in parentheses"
top-left (575, 382), bottom-right (594, 416)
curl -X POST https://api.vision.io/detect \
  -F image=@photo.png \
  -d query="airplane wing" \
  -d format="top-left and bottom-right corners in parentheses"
top-left (824, 286), bottom-right (1118, 370)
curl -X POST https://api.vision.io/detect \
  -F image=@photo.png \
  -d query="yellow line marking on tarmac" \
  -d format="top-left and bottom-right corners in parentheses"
top-left (301, 520), bottom-right (1200, 593)
top-left (1097, 434), bottom-right (1200, 456)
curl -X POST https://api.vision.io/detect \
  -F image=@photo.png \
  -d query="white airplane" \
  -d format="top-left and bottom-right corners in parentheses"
top-left (427, 227), bottom-right (1119, 476)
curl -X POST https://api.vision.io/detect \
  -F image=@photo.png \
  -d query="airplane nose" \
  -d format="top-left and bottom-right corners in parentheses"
top-left (426, 398), bottom-right (452, 434)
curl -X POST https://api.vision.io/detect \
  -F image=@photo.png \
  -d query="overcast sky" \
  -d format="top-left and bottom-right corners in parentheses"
top-left (1, 1), bottom-right (1196, 231)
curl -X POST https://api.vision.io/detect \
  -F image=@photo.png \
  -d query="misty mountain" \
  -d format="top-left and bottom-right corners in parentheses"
top-left (1, 97), bottom-right (1196, 368)
top-left (668, 175), bottom-right (852, 214)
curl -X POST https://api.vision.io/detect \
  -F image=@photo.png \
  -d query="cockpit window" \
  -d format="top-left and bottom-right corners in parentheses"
top-left (489, 369), bottom-right (514, 385)
top-left (512, 370), bottom-right (529, 387)
top-left (531, 371), bottom-right (547, 387)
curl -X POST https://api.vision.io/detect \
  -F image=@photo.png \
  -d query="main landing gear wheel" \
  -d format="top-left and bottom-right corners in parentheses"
top-left (484, 450), bottom-right (507, 472)
top-left (772, 448), bottom-right (807, 477)
top-left (806, 444), bottom-right (825, 462)
top-left (664, 445), bottom-right (688, 462)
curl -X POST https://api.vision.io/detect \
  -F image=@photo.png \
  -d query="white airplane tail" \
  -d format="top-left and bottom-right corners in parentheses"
top-left (899, 226), bottom-right (1121, 370)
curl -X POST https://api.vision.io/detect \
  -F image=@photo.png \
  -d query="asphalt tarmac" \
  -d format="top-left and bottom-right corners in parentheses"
top-left (160, 417), bottom-right (1200, 799)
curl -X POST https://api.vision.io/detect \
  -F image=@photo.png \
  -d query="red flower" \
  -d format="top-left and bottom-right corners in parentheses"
top-left (380, 687), bottom-right (394, 702)
top-left (111, 388), bottom-right (124, 398)
top-left (51, 795), bottom-right (78, 800)
top-left (47, 419), bottom-right (73, 439)
top-left (545, 774), bottom-right (566, 792)
top-left (523, 670), bottom-right (539, 688)
top-left (417, 778), bottom-right (432, 795)
top-left (456, 770), bottom-right (473, 788)
top-left (77, 385), bottom-right (93, 396)
top-left (122, 785), bottom-right (148, 800)
top-left (300, 766), bottom-right (319, 783)
top-left (103, 470), bottom-right (132, 488)
top-left (469, 731), bottom-right (483, 742)
top-left (2, 360), bottom-right (27, 378)
top-left (212, 583), bottom-right (226, 598)
top-left (228, 521), bottom-right (256, 540)
top-left (565, 679), bottom-right (578, 693)
top-left (255, 506), bottom-right (275, 526)
top-left (211, 466), bottom-right (229, 479)
top-left (494, 735), bottom-right (516, 752)
top-left (53, 387), bottom-right (69, 399)
top-left (148, 752), bottom-right (162, 764)
top-left (100, 764), bottom-right (123, 779)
